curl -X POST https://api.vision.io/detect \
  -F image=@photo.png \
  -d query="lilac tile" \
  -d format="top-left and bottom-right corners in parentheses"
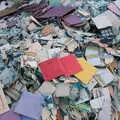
top-left (62, 14), bottom-right (83, 26)
top-left (0, 111), bottom-right (21, 120)
top-left (40, 6), bottom-right (75, 18)
top-left (14, 92), bottom-right (44, 120)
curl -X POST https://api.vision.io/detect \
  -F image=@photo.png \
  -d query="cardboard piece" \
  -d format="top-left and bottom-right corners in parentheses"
top-left (14, 91), bottom-right (45, 120)
top-left (91, 87), bottom-right (111, 116)
top-left (27, 42), bottom-right (41, 53)
top-left (36, 82), bottom-right (56, 96)
top-left (92, 15), bottom-right (112, 29)
top-left (90, 97), bottom-right (104, 109)
top-left (98, 88), bottom-right (111, 120)
top-left (85, 78), bottom-right (97, 91)
top-left (55, 83), bottom-right (70, 97)
top-left (0, 7), bottom-right (18, 18)
top-left (98, 101), bottom-right (111, 120)
top-left (76, 88), bottom-right (90, 104)
top-left (27, 22), bottom-right (37, 31)
top-left (95, 69), bottom-right (114, 87)
top-left (75, 58), bottom-right (97, 84)
top-left (85, 46), bottom-right (104, 66)
top-left (101, 10), bottom-right (120, 27)
top-left (48, 48), bottom-right (60, 58)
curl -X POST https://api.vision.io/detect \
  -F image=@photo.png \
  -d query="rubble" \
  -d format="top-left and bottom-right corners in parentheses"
top-left (0, 0), bottom-right (120, 120)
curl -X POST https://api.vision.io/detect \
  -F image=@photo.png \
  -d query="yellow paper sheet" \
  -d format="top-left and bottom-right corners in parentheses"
top-left (75, 58), bottom-right (97, 84)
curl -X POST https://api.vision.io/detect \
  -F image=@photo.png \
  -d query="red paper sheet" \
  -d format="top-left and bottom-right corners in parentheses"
top-left (60, 54), bottom-right (83, 76)
top-left (39, 58), bottom-right (65, 81)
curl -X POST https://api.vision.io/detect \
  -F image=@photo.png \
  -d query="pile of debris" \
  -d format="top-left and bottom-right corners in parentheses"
top-left (0, 0), bottom-right (120, 120)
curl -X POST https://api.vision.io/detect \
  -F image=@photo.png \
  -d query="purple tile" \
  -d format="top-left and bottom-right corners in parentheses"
top-left (0, 111), bottom-right (21, 120)
top-left (62, 14), bottom-right (83, 26)
top-left (39, 5), bottom-right (75, 18)
top-left (14, 91), bottom-right (45, 120)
